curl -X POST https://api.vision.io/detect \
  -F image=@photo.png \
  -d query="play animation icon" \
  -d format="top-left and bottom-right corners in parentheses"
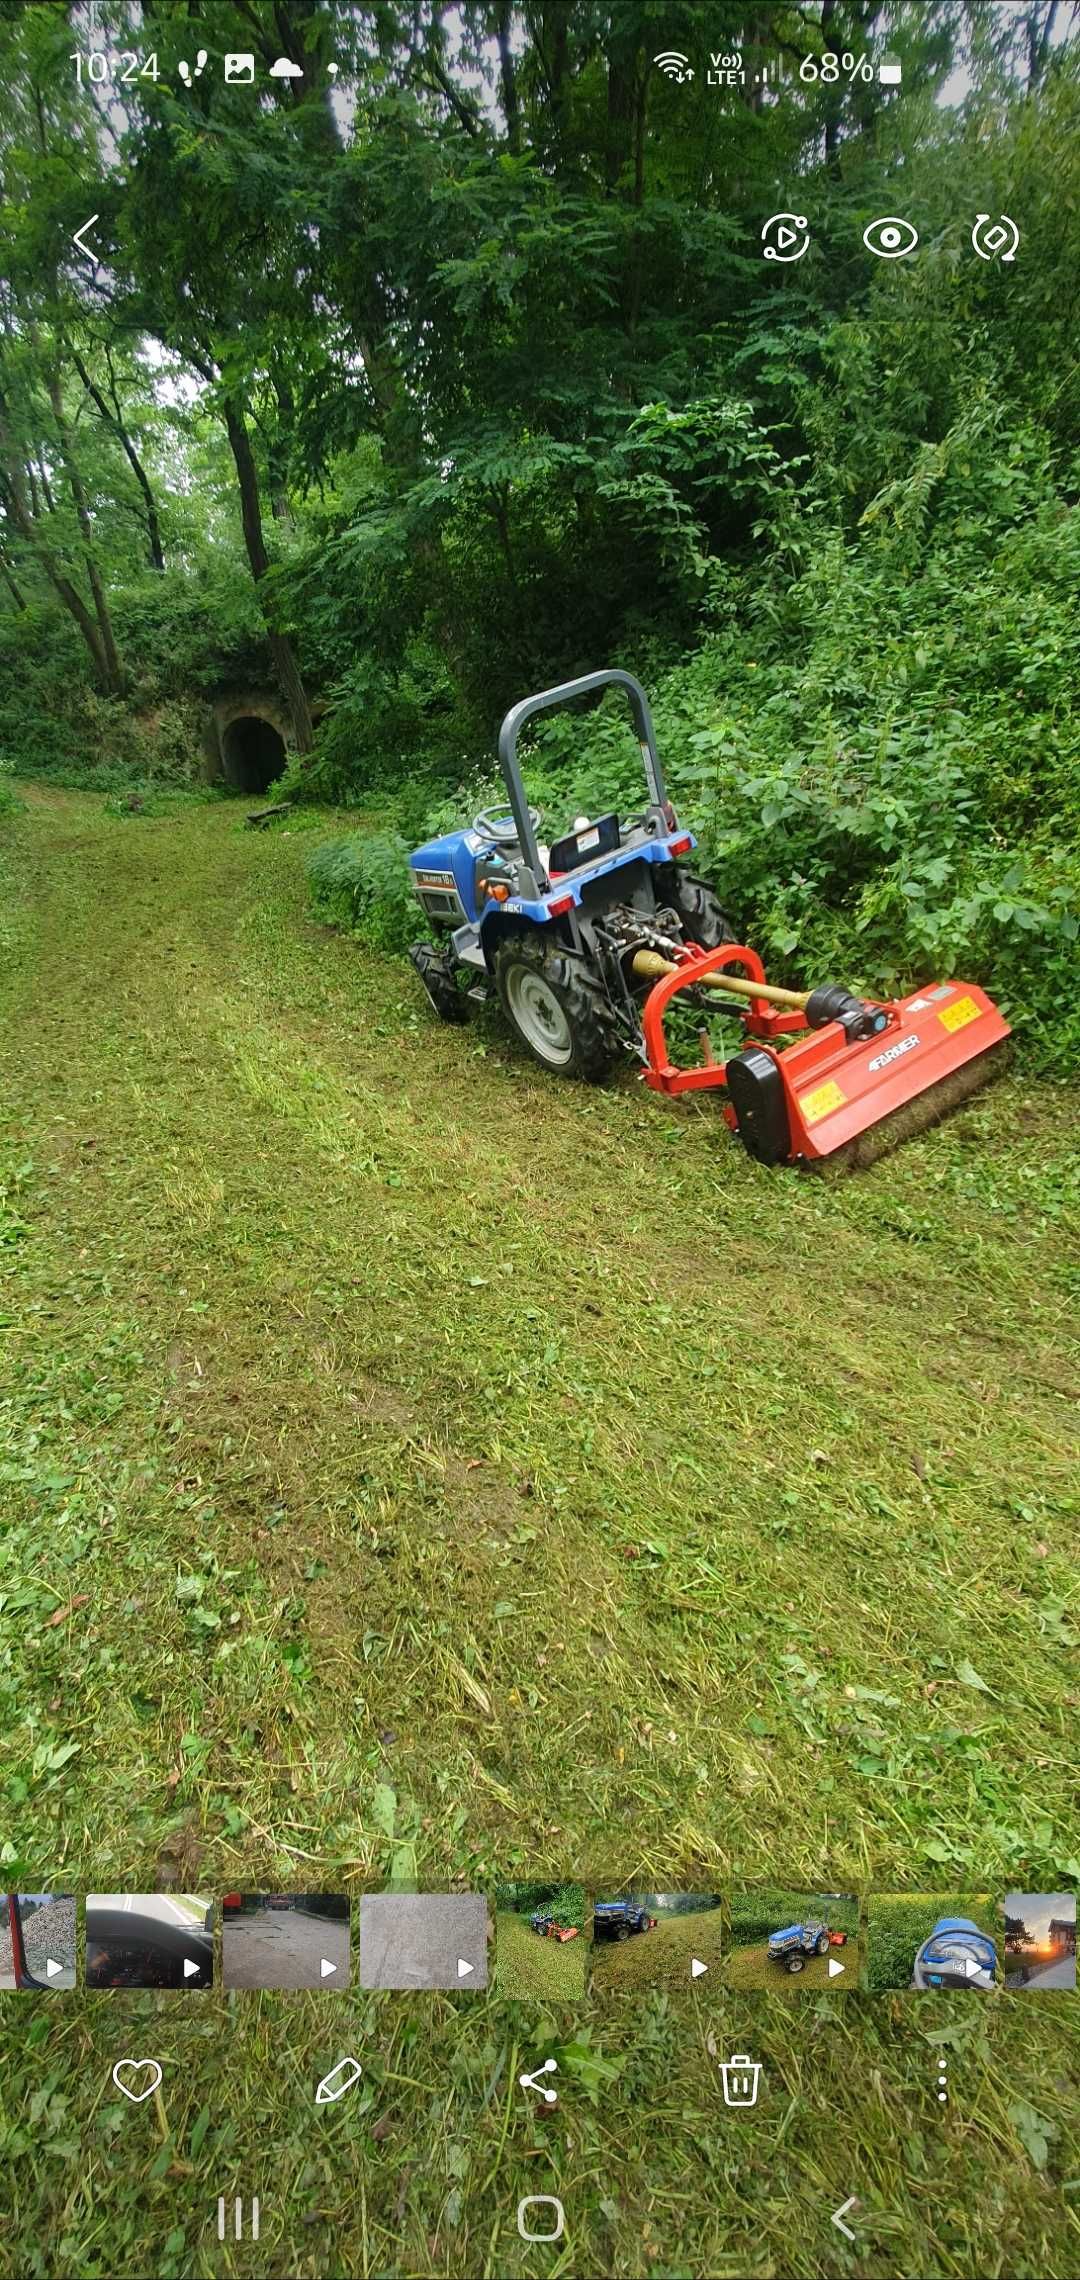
top-left (761, 212), bottom-right (810, 262)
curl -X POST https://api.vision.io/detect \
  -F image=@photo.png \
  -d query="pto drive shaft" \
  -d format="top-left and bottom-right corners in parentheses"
top-left (632, 949), bottom-right (809, 1011)
top-left (632, 951), bottom-right (889, 1039)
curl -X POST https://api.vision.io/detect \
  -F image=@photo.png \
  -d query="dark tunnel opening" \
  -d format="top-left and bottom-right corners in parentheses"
top-left (221, 714), bottom-right (287, 794)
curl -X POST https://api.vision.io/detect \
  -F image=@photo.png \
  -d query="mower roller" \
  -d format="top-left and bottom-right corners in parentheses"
top-left (406, 670), bottom-right (1010, 1169)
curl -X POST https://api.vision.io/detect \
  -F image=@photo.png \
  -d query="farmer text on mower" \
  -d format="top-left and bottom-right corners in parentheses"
top-left (407, 672), bottom-right (1010, 1169)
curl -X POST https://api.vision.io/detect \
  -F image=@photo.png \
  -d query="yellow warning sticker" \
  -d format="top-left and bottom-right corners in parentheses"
top-left (938, 994), bottom-right (981, 1033)
top-left (801, 1079), bottom-right (847, 1125)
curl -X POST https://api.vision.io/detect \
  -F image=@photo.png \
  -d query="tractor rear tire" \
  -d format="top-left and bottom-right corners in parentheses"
top-left (662, 869), bottom-right (737, 952)
top-left (409, 942), bottom-right (469, 1025)
top-left (495, 936), bottom-right (614, 1081)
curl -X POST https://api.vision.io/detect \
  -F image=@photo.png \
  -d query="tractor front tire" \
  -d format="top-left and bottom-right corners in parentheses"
top-left (663, 868), bottom-right (737, 952)
top-left (786, 1953), bottom-right (805, 1974)
top-left (409, 942), bottom-right (469, 1025)
top-left (495, 937), bottom-right (614, 1081)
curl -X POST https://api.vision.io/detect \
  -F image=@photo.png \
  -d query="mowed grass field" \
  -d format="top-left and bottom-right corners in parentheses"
top-left (1, 789), bottom-right (1078, 2277)
top-left (724, 1932), bottom-right (863, 1993)
top-left (591, 1905), bottom-right (724, 1994)
top-left (495, 1908), bottom-right (586, 1998)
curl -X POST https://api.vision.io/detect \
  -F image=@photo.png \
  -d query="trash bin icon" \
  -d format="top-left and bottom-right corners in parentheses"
top-left (720, 2052), bottom-right (762, 2108)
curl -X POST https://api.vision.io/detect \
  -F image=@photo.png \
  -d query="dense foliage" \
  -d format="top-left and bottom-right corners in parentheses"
top-left (1, 2), bottom-right (1077, 1062)
top-left (496, 1880), bottom-right (586, 1926)
top-left (728, 1888), bottom-right (860, 1941)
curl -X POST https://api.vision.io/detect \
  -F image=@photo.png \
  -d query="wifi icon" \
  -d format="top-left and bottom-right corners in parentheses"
top-left (654, 50), bottom-right (693, 82)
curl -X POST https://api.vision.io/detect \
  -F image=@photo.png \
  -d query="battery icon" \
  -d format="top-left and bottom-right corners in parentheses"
top-left (879, 58), bottom-right (902, 85)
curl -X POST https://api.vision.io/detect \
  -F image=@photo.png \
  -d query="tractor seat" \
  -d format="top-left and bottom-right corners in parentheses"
top-left (546, 811), bottom-right (621, 875)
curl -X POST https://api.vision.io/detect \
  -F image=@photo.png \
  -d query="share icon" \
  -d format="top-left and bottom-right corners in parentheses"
top-left (518, 2057), bottom-right (558, 2103)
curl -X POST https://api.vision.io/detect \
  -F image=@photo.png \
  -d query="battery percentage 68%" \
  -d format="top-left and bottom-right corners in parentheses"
top-left (800, 51), bottom-right (874, 84)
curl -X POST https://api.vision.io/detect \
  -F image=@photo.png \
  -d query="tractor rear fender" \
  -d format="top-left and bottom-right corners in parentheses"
top-left (478, 907), bottom-right (583, 973)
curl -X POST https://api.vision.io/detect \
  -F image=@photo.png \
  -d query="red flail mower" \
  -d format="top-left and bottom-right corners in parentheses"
top-left (405, 673), bottom-right (1011, 1169)
top-left (635, 943), bottom-right (1011, 1171)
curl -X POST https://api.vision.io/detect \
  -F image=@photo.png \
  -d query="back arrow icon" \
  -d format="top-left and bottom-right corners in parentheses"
top-left (831, 2196), bottom-right (858, 2241)
top-left (72, 215), bottom-right (99, 257)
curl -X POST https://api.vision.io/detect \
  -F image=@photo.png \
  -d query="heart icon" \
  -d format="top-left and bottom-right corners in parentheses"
top-left (112, 2057), bottom-right (163, 2104)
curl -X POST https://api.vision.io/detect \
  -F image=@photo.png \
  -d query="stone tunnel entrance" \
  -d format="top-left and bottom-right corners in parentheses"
top-left (220, 713), bottom-right (287, 794)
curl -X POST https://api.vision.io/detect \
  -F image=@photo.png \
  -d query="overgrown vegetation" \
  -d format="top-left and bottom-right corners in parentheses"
top-left (495, 1909), bottom-right (587, 1998)
top-left (1, 4), bottom-right (1076, 1064)
top-left (728, 1889), bottom-right (860, 1943)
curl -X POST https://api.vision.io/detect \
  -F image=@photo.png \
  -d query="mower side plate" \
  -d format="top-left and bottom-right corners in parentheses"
top-left (781, 981), bottom-right (1011, 1161)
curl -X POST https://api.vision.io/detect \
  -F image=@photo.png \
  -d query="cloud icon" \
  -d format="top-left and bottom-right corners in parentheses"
top-left (269, 58), bottom-right (304, 78)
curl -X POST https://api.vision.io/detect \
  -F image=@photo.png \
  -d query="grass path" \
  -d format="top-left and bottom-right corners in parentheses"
top-left (0, 788), bottom-right (1076, 1889)
top-left (1, 790), bottom-right (1077, 2276)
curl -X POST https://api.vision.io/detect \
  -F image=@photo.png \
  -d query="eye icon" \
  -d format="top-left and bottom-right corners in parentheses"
top-left (863, 215), bottom-right (919, 260)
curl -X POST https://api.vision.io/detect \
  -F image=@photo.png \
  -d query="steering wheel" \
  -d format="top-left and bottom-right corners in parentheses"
top-left (473, 804), bottom-right (542, 850)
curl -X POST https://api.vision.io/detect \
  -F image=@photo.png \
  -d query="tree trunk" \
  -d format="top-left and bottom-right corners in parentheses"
top-left (1026, 1), bottom-right (1059, 87)
top-left (0, 462), bottom-right (108, 683)
top-left (633, 61), bottom-right (647, 207)
top-left (46, 370), bottom-right (124, 691)
top-left (36, 454), bottom-right (55, 514)
top-left (0, 551), bottom-right (27, 609)
top-left (222, 396), bottom-right (313, 752)
top-left (497, 5), bottom-right (522, 153)
top-left (605, 44), bottom-right (636, 191)
top-left (71, 346), bottom-right (165, 571)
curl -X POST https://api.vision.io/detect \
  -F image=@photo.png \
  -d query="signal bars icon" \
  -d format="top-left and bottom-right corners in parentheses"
top-left (654, 51), bottom-right (694, 83)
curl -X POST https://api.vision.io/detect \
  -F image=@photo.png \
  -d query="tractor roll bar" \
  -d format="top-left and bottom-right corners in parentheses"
top-left (496, 669), bottom-right (667, 887)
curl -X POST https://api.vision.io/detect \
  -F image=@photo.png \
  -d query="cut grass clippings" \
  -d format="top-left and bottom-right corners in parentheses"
top-left (0, 790), bottom-right (1078, 2276)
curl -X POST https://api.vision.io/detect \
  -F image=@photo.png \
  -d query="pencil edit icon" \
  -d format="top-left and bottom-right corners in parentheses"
top-left (315, 2056), bottom-right (362, 2105)
top-left (312, 2061), bottom-right (362, 2106)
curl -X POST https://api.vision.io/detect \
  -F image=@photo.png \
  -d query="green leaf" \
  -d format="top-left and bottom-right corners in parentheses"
top-left (372, 1781), bottom-right (396, 1838)
top-left (1008, 2098), bottom-right (1055, 2171)
top-left (955, 1660), bottom-right (993, 1693)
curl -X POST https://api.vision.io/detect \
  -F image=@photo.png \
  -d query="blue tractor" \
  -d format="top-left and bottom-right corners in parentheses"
top-left (406, 670), bottom-right (733, 1079)
top-left (767, 1919), bottom-right (832, 1973)
top-left (593, 1898), bottom-right (656, 1941)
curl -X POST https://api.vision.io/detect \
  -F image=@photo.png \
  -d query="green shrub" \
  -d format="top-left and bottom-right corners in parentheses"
top-left (495, 1881), bottom-right (585, 1929)
top-left (306, 830), bottom-right (420, 954)
top-left (728, 1889), bottom-right (859, 1944)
